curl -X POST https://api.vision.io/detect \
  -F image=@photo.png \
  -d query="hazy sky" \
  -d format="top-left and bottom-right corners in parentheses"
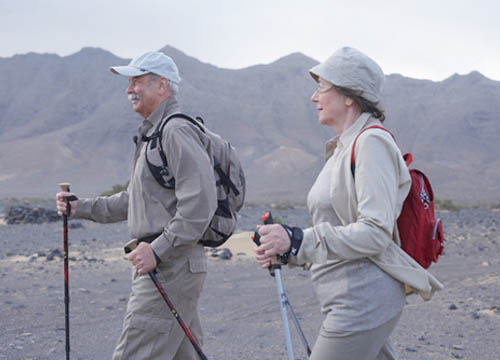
top-left (2, 0), bottom-right (499, 81)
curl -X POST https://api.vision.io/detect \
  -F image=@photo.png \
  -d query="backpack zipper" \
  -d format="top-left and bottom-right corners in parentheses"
top-left (419, 174), bottom-right (430, 209)
top-left (432, 219), bottom-right (441, 240)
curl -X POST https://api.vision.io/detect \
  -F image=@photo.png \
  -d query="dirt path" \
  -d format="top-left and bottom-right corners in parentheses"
top-left (1, 208), bottom-right (499, 359)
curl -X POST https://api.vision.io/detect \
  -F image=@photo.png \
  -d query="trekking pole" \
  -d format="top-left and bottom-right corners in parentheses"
top-left (284, 295), bottom-right (312, 356)
top-left (253, 212), bottom-right (294, 360)
top-left (59, 183), bottom-right (77, 360)
top-left (124, 240), bottom-right (208, 360)
top-left (253, 211), bottom-right (312, 358)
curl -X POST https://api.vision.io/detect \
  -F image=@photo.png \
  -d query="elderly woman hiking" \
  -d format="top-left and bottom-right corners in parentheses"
top-left (255, 47), bottom-right (442, 360)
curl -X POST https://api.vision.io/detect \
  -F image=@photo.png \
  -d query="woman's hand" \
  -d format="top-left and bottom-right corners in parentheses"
top-left (254, 224), bottom-right (291, 269)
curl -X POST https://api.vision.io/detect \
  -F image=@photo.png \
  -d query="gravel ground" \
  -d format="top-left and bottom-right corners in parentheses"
top-left (0, 202), bottom-right (499, 359)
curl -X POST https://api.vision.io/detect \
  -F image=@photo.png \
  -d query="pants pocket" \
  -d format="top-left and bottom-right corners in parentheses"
top-left (119, 313), bottom-right (174, 359)
top-left (188, 256), bottom-right (207, 273)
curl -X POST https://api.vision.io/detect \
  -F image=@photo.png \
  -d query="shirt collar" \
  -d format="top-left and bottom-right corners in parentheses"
top-left (138, 96), bottom-right (180, 136)
top-left (324, 112), bottom-right (377, 160)
top-left (338, 112), bottom-right (373, 148)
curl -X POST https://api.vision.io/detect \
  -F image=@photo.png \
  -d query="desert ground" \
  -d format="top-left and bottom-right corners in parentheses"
top-left (0, 200), bottom-right (499, 359)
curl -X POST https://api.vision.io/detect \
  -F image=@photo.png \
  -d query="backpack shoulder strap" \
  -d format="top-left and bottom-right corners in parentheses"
top-left (141, 113), bottom-right (205, 189)
top-left (350, 125), bottom-right (396, 178)
top-left (149, 112), bottom-right (206, 169)
top-left (163, 113), bottom-right (206, 134)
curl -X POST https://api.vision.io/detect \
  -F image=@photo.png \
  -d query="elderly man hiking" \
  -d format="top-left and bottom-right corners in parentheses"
top-left (56, 51), bottom-right (217, 359)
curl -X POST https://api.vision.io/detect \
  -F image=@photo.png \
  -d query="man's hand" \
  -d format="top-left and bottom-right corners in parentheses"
top-left (127, 242), bottom-right (157, 275)
top-left (254, 224), bottom-right (291, 269)
top-left (56, 191), bottom-right (78, 216)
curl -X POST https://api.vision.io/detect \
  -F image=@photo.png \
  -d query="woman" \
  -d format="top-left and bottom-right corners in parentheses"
top-left (255, 47), bottom-right (443, 360)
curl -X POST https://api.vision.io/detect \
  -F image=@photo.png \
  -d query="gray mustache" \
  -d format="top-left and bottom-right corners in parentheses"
top-left (128, 94), bottom-right (140, 102)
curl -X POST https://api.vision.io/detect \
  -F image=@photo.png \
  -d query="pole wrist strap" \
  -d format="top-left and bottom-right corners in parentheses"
top-left (280, 224), bottom-right (303, 264)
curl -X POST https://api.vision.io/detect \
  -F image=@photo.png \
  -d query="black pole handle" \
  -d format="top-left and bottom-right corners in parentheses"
top-left (252, 211), bottom-right (281, 276)
top-left (252, 211), bottom-right (274, 245)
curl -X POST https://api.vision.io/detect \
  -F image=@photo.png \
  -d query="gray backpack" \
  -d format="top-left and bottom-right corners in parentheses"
top-left (141, 113), bottom-right (246, 247)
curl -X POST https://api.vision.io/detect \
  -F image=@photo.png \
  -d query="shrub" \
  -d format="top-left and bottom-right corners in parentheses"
top-left (271, 215), bottom-right (284, 225)
top-left (435, 199), bottom-right (460, 211)
top-left (270, 203), bottom-right (296, 210)
top-left (100, 182), bottom-right (128, 197)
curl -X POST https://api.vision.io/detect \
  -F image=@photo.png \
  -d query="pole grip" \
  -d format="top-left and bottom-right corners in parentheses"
top-left (59, 183), bottom-right (71, 192)
top-left (251, 211), bottom-right (282, 276)
top-left (124, 239), bottom-right (138, 254)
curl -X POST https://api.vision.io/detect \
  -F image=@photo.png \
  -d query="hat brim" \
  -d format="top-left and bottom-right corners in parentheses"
top-left (309, 63), bottom-right (328, 83)
top-left (109, 66), bottom-right (149, 77)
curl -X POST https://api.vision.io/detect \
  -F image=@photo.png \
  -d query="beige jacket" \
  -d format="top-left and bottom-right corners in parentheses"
top-left (76, 96), bottom-right (217, 262)
top-left (292, 113), bottom-right (443, 300)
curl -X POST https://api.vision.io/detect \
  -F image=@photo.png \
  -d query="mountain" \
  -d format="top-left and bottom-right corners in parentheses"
top-left (0, 46), bottom-right (499, 205)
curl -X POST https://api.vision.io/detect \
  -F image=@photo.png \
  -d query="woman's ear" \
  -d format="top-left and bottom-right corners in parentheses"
top-left (345, 96), bottom-right (355, 106)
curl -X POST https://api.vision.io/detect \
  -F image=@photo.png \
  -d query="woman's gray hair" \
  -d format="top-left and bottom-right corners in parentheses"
top-left (334, 85), bottom-right (385, 122)
top-left (149, 73), bottom-right (179, 95)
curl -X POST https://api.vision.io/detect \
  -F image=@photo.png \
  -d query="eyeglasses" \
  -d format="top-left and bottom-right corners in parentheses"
top-left (315, 81), bottom-right (334, 93)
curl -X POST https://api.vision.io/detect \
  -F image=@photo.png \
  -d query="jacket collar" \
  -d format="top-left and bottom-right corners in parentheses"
top-left (338, 112), bottom-right (373, 148)
top-left (324, 112), bottom-right (375, 160)
top-left (138, 96), bottom-right (180, 136)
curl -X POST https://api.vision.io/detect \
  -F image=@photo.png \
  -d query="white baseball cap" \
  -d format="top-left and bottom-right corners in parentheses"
top-left (110, 51), bottom-right (181, 84)
top-left (309, 47), bottom-right (384, 103)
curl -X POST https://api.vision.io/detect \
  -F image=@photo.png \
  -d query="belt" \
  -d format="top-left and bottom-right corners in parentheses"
top-left (123, 233), bottom-right (162, 255)
top-left (138, 233), bottom-right (163, 264)
top-left (137, 233), bottom-right (162, 245)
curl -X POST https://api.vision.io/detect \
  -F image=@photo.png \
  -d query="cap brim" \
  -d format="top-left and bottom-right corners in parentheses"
top-left (109, 66), bottom-right (148, 77)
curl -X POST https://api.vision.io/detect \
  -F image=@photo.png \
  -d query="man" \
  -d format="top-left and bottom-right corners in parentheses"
top-left (56, 51), bottom-right (217, 359)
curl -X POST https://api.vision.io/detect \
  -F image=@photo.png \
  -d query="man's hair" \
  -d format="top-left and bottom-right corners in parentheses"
top-left (148, 73), bottom-right (179, 95)
top-left (334, 85), bottom-right (385, 122)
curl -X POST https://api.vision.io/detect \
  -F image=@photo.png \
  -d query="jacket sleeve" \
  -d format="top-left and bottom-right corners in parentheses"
top-left (293, 132), bottom-right (406, 265)
top-left (151, 123), bottom-right (217, 259)
top-left (75, 190), bottom-right (129, 223)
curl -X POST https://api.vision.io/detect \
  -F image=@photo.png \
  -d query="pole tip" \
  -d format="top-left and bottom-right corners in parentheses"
top-left (59, 183), bottom-right (71, 192)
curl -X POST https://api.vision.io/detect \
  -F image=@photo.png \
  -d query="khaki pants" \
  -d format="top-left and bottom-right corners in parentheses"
top-left (112, 256), bottom-right (207, 360)
top-left (309, 311), bottom-right (402, 360)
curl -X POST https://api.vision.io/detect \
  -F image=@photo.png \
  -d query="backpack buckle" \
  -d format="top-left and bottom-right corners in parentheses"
top-left (160, 167), bottom-right (170, 177)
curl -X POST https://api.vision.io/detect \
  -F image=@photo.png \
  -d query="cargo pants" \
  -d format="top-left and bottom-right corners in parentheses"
top-left (112, 254), bottom-right (207, 360)
top-left (309, 311), bottom-right (402, 360)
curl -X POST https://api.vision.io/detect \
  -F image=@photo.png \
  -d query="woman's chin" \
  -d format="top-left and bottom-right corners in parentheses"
top-left (319, 117), bottom-right (332, 126)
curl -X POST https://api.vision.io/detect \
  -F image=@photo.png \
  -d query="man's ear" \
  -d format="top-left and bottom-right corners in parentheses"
top-left (345, 96), bottom-right (355, 107)
top-left (160, 78), bottom-right (170, 95)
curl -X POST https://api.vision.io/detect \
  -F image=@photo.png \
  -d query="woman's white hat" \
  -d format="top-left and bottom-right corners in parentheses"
top-left (309, 47), bottom-right (384, 103)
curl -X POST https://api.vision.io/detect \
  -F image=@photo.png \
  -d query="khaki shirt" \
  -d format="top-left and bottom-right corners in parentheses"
top-left (76, 96), bottom-right (217, 261)
top-left (291, 113), bottom-right (443, 300)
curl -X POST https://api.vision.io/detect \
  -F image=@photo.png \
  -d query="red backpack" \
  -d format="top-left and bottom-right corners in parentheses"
top-left (351, 125), bottom-right (444, 269)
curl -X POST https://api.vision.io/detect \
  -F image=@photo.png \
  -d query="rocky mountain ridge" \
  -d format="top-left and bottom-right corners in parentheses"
top-left (0, 46), bottom-right (499, 205)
